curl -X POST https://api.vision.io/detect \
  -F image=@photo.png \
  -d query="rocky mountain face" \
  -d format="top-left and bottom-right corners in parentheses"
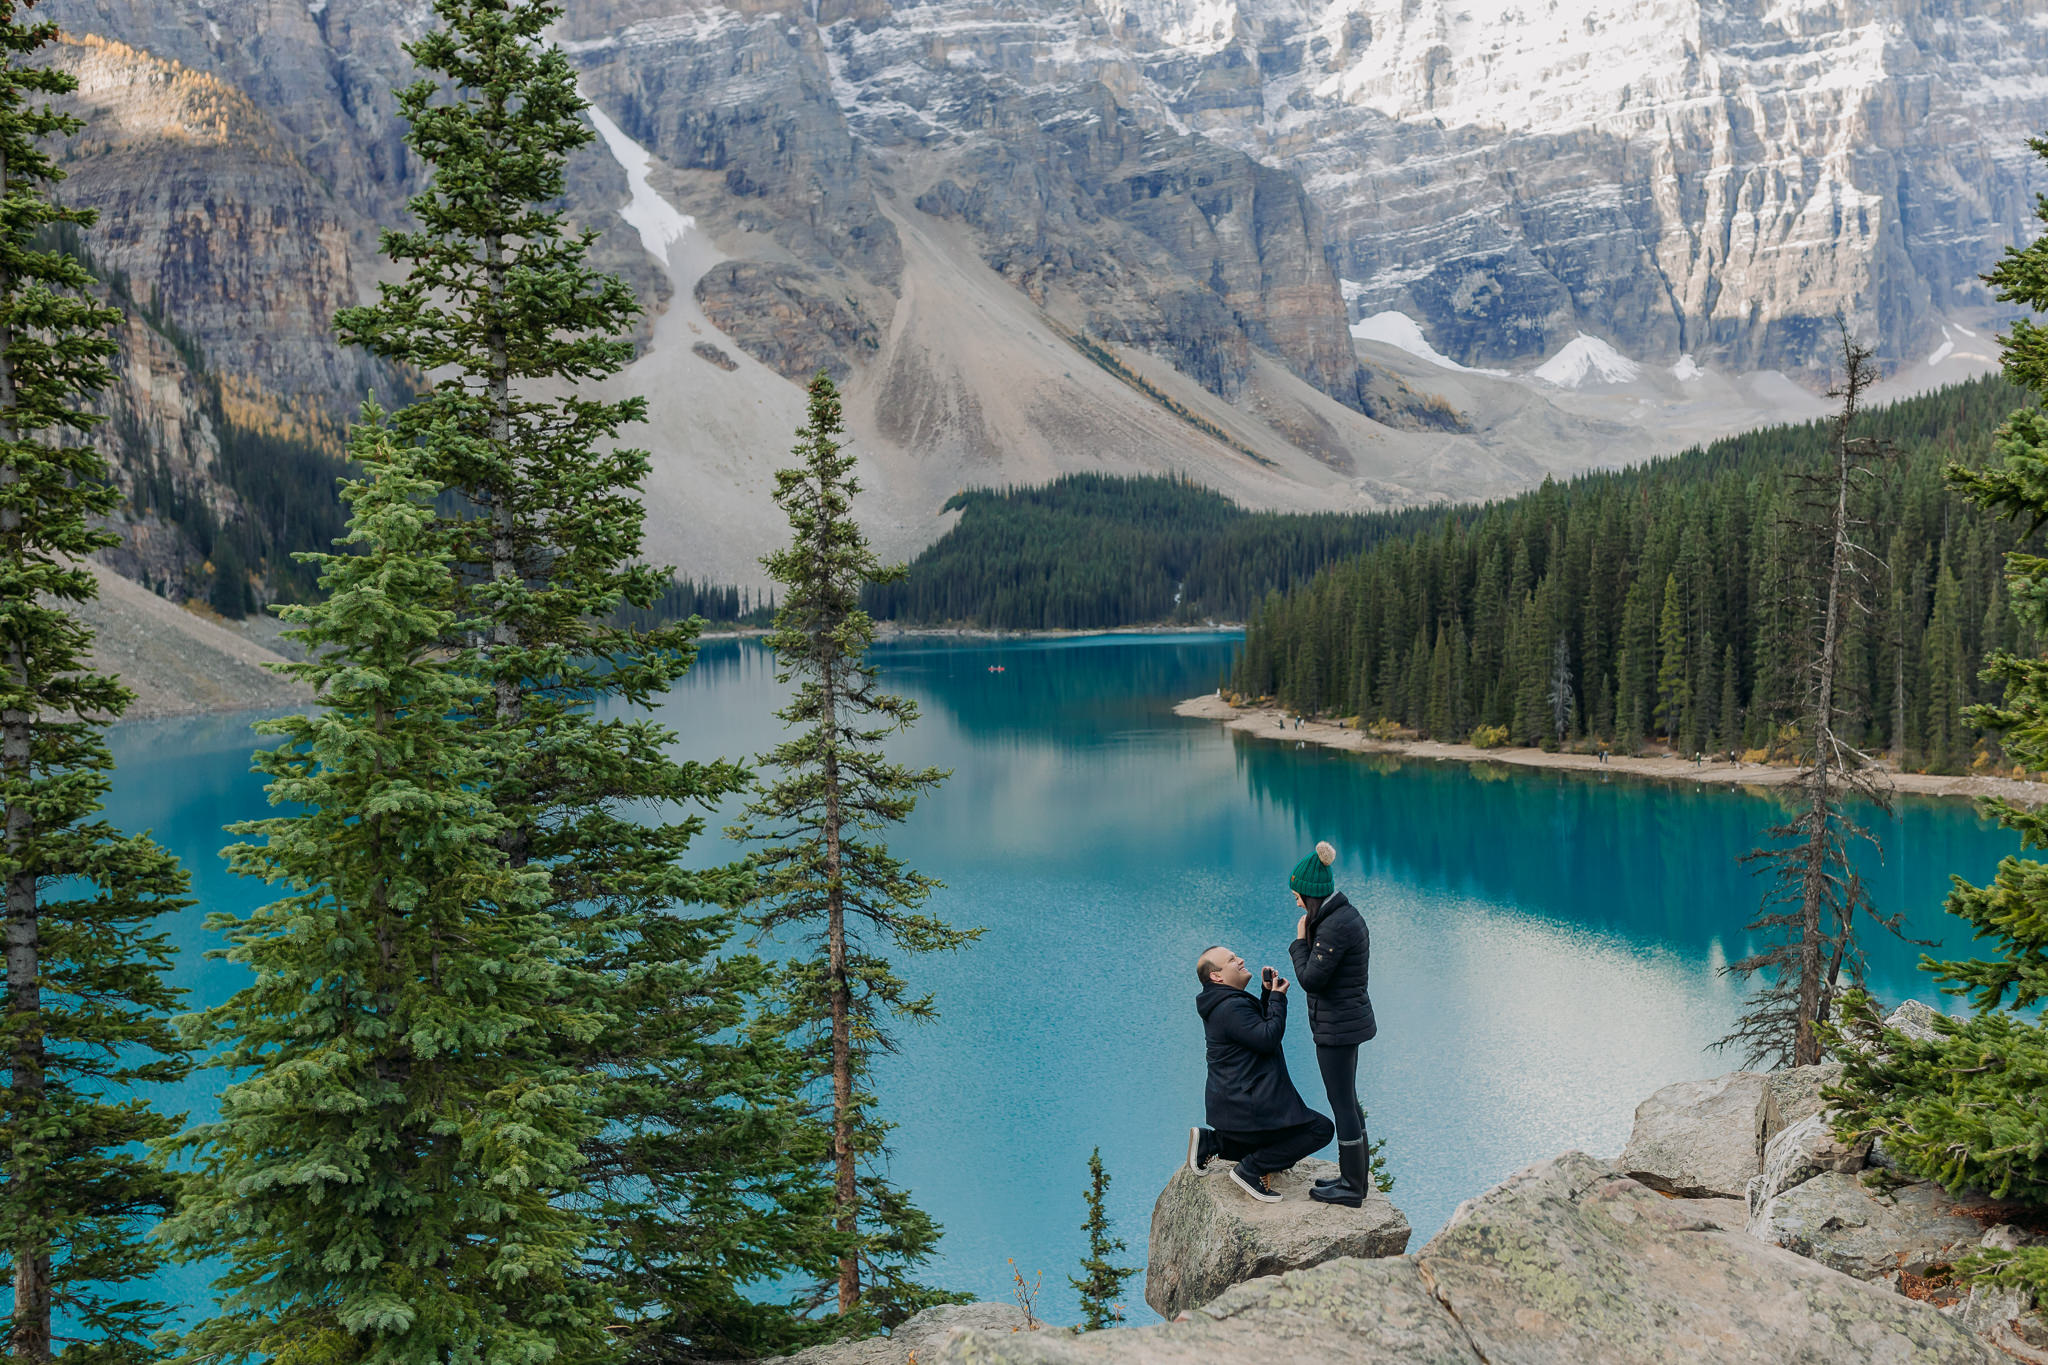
top-left (25, 0), bottom-right (2048, 594)
top-left (800, 0), bottom-right (2048, 378)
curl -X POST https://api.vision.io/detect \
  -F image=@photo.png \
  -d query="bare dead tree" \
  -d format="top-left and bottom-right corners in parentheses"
top-left (1719, 325), bottom-right (1920, 1068)
top-left (1549, 633), bottom-right (1576, 746)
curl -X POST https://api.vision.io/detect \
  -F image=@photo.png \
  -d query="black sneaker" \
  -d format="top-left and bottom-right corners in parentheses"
top-left (1228, 1164), bottom-right (1281, 1203)
top-left (1187, 1127), bottom-right (1220, 1173)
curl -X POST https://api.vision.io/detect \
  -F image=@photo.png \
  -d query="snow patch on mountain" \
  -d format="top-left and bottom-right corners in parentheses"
top-left (1348, 307), bottom-right (1506, 375)
top-left (583, 96), bottom-right (695, 268)
top-left (1672, 355), bottom-right (1704, 382)
top-left (1533, 334), bottom-right (1643, 388)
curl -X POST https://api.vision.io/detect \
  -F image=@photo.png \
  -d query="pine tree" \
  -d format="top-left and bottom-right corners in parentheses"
top-left (1924, 563), bottom-right (1968, 768)
top-left (334, 4), bottom-right (823, 1353)
top-left (1827, 145), bottom-right (2048, 1303)
top-left (0, 11), bottom-right (191, 1359)
top-left (1068, 1149), bottom-right (1137, 1331)
top-left (1655, 574), bottom-right (1688, 744)
top-left (157, 414), bottom-right (614, 1365)
top-left (1720, 331), bottom-right (1905, 1069)
top-left (1719, 643), bottom-right (1741, 756)
top-left (736, 374), bottom-right (978, 1327)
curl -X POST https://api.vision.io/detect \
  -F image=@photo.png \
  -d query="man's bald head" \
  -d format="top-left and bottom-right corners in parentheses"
top-left (1197, 945), bottom-right (1250, 990)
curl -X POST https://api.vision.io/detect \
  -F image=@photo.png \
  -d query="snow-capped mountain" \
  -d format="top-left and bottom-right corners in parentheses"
top-left (29, 0), bottom-right (2048, 586)
top-left (817, 0), bottom-right (2048, 375)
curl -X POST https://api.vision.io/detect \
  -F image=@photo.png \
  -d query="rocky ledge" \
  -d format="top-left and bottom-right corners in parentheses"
top-left (1144, 1157), bottom-right (1411, 1319)
top-left (938, 1150), bottom-right (2000, 1363)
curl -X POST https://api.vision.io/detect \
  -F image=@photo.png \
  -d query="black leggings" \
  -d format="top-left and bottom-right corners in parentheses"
top-left (1211, 1114), bottom-right (1335, 1180)
top-left (1318, 1043), bottom-right (1364, 1146)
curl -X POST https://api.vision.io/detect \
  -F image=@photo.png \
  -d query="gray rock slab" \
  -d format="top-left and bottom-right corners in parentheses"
top-left (1748, 1172), bottom-right (2004, 1281)
top-left (1619, 1070), bottom-right (1770, 1198)
top-left (1747, 1111), bottom-right (1870, 1217)
top-left (934, 1258), bottom-right (1485, 1364)
top-left (1143, 1158), bottom-right (1411, 1320)
top-left (1944, 1284), bottom-right (2036, 1337)
top-left (1887, 1000), bottom-right (1945, 1044)
top-left (1681, 1194), bottom-right (1751, 1230)
top-left (766, 1303), bottom-right (1033, 1365)
top-left (1763, 1063), bottom-right (1844, 1142)
top-left (1420, 1152), bottom-right (1997, 1364)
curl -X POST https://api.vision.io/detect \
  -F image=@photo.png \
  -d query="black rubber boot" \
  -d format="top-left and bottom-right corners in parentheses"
top-left (1310, 1137), bottom-right (1367, 1207)
top-left (1314, 1110), bottom-right (1367, 1189)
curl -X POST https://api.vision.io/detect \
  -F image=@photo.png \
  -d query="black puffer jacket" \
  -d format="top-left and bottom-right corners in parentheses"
top-left (1288, 890), bottom-right (1377, 1046)
top-left (1196, 982), bottom-right (1317, 1133)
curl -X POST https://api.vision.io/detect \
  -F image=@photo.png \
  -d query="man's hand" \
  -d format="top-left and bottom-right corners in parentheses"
top-left (1268, 973), bottom-right (1289, 995)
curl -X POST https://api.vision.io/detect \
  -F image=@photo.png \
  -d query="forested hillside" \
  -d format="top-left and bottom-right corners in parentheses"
top-left (865, 474), bottom-right (1449, 627)
top-left (1231, 373), bottom-right (2035, 771)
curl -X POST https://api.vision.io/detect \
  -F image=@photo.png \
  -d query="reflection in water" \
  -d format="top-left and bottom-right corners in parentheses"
top-left (105, 634), bottom-right (2017, 1325)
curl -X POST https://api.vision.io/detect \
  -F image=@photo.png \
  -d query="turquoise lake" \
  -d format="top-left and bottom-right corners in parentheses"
top-left (105, 632), bottom-right (2022, 1327)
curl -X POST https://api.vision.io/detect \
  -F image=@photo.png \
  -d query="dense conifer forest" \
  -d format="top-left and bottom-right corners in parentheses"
top-left (1230, 373), bottom-right (2035, 771)
top-left (863, 473), bottom-right (1448, 627)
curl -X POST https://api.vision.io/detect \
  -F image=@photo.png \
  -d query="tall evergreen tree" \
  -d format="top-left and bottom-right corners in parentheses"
top-left (157, 415), bottom-right (613, 1365)
top-left (1068, 1149), bottom-right (1137, 1331)
top-left (0, 10), bottom-right (190, 1359)
top-left (1655, 574), bottom-right (1688, 744)
top-left (334, 4), bottom-right (822, 1353)
top-left (1924, 562), bottom-right (1968, 768)
top-left (736, 374), bottom-right (978, 1327)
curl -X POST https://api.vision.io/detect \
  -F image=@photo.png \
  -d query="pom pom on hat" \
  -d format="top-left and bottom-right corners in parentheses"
top-left (1291, 842), bottom-right (1336, 898)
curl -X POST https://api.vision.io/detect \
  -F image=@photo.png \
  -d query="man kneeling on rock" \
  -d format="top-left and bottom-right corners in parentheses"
top-left (1185, 946), bottom-right (1333, 1203)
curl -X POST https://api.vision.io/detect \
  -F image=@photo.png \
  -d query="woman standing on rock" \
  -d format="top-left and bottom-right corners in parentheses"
top-left (1287, 841), bottom-right (1378, 1208)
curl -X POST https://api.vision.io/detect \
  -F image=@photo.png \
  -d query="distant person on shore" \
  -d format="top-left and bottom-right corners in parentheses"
top-left (1185, 948), bottom-right (1333, 1204)
top-left (1287, 841), bottom-right (1379, 1208)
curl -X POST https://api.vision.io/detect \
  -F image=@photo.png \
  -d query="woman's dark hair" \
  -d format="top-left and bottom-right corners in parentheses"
top-left (1298, 893), bottom-right (1326, 919)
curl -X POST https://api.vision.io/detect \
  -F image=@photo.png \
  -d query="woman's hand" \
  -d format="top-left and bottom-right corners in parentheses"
top-left (1296, 914), bottom-right (1307, 940)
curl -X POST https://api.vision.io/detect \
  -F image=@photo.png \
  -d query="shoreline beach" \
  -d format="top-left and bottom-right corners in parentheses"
top-left (1175, 693), bottom-right (2047, 806)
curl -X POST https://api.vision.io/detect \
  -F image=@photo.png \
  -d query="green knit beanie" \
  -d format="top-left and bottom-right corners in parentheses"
top-left (1289, 841), bottom-right (1335, 898)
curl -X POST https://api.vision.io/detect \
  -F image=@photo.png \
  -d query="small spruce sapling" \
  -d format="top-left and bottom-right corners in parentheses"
top-left (1069, 1148), bottom-right (1138, 1331)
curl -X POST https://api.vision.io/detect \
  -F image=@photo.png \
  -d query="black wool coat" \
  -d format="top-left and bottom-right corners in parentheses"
top-left (1197, 982), bottom-right (1318, 1134)
top-left (1287, 890), bottom-right (1378, 1047)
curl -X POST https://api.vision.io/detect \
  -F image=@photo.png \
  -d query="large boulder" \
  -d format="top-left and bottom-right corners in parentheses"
top-left (767, 1303), bottom-right (1034, 1365)
top-left (937, 1154), bottom-right (1998, 1364)
top-left (1762, 1063), bottom-right (1843, 1142)
top-left (1143, 1158), bottom-right (1410, 1320)
top-left (1618, 1071), bottom-right (1770, 1199)
top-left (1745, 1111), bottom-right (1870, 1215)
